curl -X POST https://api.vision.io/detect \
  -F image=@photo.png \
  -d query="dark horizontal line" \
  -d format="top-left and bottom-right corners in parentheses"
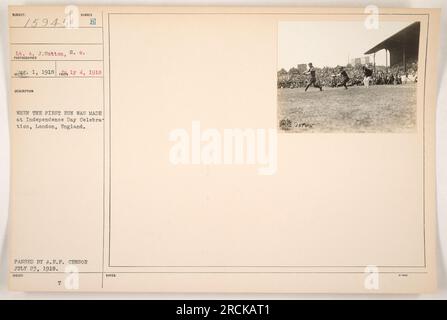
top-left (12, 60), bottom-right (103, 62)
top-left (10, 26), bottom-right (103, 29)
top-left (10, 271), bottom-right (429, 274)
top-left (108, 13), bottom-right (429, 16)
top-left (12, 76), bottom-right (103, 79)
top-left (109, 265), bottom-right (427, 268)
top-left (10, 43), bottom-right (103, 45)
top-left (10, 272), bottom-right (100, 274)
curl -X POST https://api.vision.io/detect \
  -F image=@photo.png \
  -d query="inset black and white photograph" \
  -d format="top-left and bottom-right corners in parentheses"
top-left (277, 21), bottom-right (421, 133)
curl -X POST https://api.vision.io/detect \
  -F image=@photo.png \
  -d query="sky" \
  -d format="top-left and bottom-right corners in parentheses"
top-left (278, 21), bottom-right (414, 70)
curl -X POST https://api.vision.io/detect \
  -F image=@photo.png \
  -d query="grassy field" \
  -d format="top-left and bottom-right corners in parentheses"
top-left (277, 83), bottom-right (417, 133)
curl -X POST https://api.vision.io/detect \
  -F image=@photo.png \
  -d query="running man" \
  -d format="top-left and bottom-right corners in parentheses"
top-left (337, 67), bottom-right (350, 90)
top-left (362, 65), bottom-right (373, 88)
top-left (304, 63), bottom-right (323, 92)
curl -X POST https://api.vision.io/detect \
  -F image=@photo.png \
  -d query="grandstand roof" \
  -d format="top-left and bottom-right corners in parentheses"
top-left (364, 22), bottom-right (420, 55)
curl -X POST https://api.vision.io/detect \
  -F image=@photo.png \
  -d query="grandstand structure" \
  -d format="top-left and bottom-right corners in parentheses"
top-left (365, 22), bottom-right (420, 72)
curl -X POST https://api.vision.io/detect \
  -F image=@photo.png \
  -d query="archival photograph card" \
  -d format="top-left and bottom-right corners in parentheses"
top-left (8, 6), bottom-right (440, 293)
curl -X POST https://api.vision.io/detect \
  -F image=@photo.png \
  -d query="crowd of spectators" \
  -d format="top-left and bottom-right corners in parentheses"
top-left (277, 62), bottom-right (418, 89)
